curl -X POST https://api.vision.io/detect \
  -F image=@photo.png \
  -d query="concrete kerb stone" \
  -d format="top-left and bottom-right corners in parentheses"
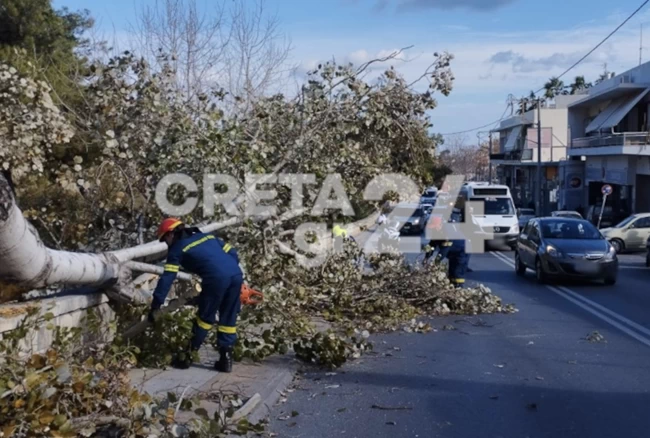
top-left (129, 318), bottom-right (333, 427)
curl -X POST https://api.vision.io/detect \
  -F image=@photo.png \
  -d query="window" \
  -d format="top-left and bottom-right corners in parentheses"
top-left (615, 215), bottom-right (637, 228)
top-left (540, 220), bottom-right (602, 240)
top-left (633, 217), bottom-right (650, 229)
top-left (470, 197), bottom-right (516, 215)
top-left (528, 223), bottom-right (540, 241)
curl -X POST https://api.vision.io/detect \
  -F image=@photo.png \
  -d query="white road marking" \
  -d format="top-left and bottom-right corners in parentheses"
top-left (489, 251), bottom-right (650, 348)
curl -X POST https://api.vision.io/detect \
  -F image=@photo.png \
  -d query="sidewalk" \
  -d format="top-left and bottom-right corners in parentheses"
top-left (129, 347), bottom-right (299, 426)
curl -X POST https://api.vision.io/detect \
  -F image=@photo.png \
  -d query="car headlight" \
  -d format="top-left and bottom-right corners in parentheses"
top-left (605, 245), bottom-right (617, 260)
top-left (546, 245), bottom-right (562, 258)
top-left (412, 218), bottom-right (420, 225)
top-left (512, 224), bottom-right (519, 234)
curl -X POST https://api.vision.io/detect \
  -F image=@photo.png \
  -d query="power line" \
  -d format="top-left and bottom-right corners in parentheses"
top-left (442, 0), bottom-right (650, 135)
top-left (533, 0), bottom-right (650, 95)
top-left (439, 103), bottom-right (510, 136)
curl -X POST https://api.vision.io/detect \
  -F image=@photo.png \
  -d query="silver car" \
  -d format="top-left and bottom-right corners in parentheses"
top-left (515, 218), bottom-right (618, 285)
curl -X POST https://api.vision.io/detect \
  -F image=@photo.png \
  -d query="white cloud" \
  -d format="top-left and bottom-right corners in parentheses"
top-left (285, 8), bottom-right (650, 134)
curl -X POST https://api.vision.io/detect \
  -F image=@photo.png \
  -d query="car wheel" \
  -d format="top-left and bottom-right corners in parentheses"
top-left (515, 252), bottom-right (526, 276)
top-left (535, 258), bottom-right (547, 284)
top-left (604, 276), bottom-right (617, 286)
top-left (610, 239), bottom-right (624, 254)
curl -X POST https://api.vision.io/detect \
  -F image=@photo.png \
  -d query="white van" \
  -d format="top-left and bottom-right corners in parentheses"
top-left (459, 182), bottom-right (519, 249)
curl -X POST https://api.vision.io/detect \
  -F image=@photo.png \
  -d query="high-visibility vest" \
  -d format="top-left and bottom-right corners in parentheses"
top-left (332, 225), bottom-right (348, 238)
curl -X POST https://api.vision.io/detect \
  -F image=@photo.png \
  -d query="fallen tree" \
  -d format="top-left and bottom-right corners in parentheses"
top-left (0, 45), bottom-right (521, 436)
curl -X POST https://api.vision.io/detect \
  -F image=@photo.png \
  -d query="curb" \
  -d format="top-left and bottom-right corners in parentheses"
top-left (247, 359), bottom-right (298, 425)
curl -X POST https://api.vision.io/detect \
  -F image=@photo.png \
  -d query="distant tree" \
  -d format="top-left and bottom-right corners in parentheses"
top-left (517, 91), bottom-right (543, 115)
top-left (568, 75), bottom-right (591, 94)
top-left (0, 0), bottom-right (93, 67)
top-left (543, 77), bottom-right (566, 99)
top-left (0, 0), bottom-right (94, 106)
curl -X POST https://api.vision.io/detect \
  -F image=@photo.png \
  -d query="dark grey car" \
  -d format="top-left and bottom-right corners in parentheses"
top-left (515, 218), bottom-right (618, 285)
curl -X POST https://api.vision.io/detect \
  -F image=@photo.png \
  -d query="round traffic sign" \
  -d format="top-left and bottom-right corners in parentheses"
top-left (601, 184), bottom-right (613, 196)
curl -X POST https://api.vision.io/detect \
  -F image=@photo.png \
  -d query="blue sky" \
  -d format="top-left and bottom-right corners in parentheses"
top-left (54, 0), bottom-right (650, 141)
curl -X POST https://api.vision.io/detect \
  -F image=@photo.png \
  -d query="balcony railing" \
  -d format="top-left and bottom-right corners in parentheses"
top-left (490, 147), bottom-right (566, 163)
top-left (572, 132), bottom-right (650, 148)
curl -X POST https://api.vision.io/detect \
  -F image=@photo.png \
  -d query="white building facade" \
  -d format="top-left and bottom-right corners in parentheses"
top-left (490, 95), bottom-right (581, 213)
top-left (563, 61), bottom-right (650, 221)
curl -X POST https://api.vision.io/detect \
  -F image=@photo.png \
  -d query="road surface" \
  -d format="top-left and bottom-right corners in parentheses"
top-left (269, 249), bottom-right (650, 438)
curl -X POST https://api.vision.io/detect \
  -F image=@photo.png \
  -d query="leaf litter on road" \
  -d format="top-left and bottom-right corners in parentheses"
top-left (371, 404), bottom-right (413, 411)
top-left (585, 331), bottom-right (606, 343)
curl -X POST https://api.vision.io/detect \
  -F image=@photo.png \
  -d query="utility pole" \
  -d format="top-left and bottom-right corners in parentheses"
top-left (536, 98), bottom-right (543, 216)
top-left (639, 23), bottom-right (643, 65)
top-left (488, 131), bottom-right (493, 183)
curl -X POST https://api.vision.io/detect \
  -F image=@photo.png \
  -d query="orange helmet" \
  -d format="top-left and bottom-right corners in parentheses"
top-left (157, 218), bottom-right (183, 241)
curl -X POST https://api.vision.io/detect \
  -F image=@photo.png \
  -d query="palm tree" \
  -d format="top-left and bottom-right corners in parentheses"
top-left (543, 77), bottom-right (566, 99)
top-left (568, 75), bottom-right (591, 94)
top-left (516, 91), bottom-right (544, 114)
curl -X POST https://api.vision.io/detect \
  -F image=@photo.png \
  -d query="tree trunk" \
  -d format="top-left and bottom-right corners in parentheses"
top-left (0, 174), bottom-right (238, 291)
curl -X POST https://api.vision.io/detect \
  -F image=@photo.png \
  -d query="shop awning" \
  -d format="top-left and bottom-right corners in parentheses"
top-left (503, 125), bottom-right (522, 151)
top-left (586, 89), bottom-right (650, 133)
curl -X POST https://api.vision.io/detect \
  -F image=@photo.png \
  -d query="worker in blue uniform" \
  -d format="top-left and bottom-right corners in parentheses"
top-left (149, 218), bottom-right (243, 372)
top-left (447, 238), bottom-right (468, 287)
top-left (424, 215), bottom-right (468, 287)
top-left (424, 215), bottom-right (454, 263)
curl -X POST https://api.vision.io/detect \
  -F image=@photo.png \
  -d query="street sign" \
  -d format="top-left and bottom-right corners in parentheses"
top-left (597, 185), bottom-right (612, 229)
top-left (601, 184), bottom-right (613, 196)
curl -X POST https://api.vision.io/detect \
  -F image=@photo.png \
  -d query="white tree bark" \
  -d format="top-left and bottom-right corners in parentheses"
top-left (0, 174), bottom-right (238, 289)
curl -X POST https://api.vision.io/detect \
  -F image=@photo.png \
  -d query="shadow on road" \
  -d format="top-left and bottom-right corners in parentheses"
top-left (325, 369), bottom-right (650, 438)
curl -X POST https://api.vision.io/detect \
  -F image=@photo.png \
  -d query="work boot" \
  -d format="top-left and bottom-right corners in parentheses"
top-left (171, 348), bottom-right (198, 370)
top-left (214, 346), bottom-right (233, 373)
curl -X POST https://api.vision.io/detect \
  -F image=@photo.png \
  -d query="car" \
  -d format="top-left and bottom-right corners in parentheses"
top-left (551, 210), bottom-right (583, 219)
top-left (584, 204), bottom-right (627, 229)
top-left (600, 213), bottom-right (650, 253)
top-left (392, 203), bottom-right (428, 235)
top-left (420, 187), bottom-right (438, 206)
top-left (514, 217), bottom-right (618, 285)
top-left (517, 208), bottom-right (536, 229)
top-left (458, 183), bottom-right (519, 249)
top-left (420, 203), bottom-right (434, 216)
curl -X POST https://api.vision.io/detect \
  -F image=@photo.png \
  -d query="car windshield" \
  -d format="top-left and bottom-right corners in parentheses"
top-left (540, 220), bottom-right (602, 240)
top-left (519, 209), bottom-right (535, 216)
top-left (614, 216), bottom-right (637, 228)
top-left (471, 197), bottom-right (515, 215)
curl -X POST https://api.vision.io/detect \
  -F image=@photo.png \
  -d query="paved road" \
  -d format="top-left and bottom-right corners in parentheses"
top-left (269, 249), bottom-right (650, 438)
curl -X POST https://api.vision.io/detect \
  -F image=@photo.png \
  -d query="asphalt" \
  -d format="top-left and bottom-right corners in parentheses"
top-left (268, 249), bottom-right (650, 438)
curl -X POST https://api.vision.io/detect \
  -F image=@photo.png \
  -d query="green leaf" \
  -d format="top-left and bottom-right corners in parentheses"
top-left (194, 407), bottom-right (208, 418)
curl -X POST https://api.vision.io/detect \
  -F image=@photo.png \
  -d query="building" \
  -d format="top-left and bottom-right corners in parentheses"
top-left (489, 95), bottom-right (582, 214)
top-left (562, 61), bottom-right (650, 222)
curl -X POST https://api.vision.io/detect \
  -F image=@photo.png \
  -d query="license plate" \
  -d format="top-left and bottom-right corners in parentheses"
top-left (576, 261), bottom-right (599, 274)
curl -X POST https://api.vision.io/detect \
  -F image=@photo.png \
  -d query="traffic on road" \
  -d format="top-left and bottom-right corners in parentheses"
top-left (269, 182), bottom-right (650, 438)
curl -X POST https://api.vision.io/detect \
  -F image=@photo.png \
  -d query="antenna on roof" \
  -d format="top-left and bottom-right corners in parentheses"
top-left (641, 23), bottom-right (644, 65)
